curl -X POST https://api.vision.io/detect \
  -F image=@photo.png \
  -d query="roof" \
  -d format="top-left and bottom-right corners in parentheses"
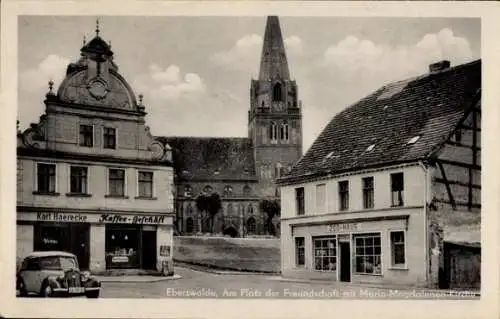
top-left (259, 16), bottom-right (290, 81)
top-left (81, 35), bottom-right (113, 57)
top-left (282, 59), bottom-right (481, 183)
top-left (155, 136), bottom-right (258, 181)
top-left (26, 251), bottom-right (76, 258)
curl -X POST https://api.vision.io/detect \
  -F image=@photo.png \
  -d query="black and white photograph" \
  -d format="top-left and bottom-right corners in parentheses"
top-left (1, 1), bottom-right (499, 319)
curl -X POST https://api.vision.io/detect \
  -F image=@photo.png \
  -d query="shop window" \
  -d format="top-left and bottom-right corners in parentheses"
top-left (103, 127), bottom-right (116, 149)
top-left (390, 231), bottom-right (406, 267)
top-left (246, 217), bottom-right (256, 234)
top-left (362, 177), bottom-right (374, 209)
top-left (338, 180), bottom-right (349, 211)
top-left (70, 166), bottom-right (88, 194)
top-left (391, 173), bottom-right (404, 207)
top-left (313, 237), bottom-right (337, 271)
top-left (37, 163), bottom-right (56, 193)
top-left (108, 168), bottom-right (125, 197)
top-left (295, 237), bottom-right (305, 266)
top-left (79, 125), bottom-right (94, 147)
top-left (186, 217), bottom-right (194, 233)
top-left (354, 233), bottom-right (382, 275)
top-left (105, 225), bottom-right (140, 269)
top-left (138, 171), bottom-right (153, 198)
top-left (295, 187), bottom-right (305, 216)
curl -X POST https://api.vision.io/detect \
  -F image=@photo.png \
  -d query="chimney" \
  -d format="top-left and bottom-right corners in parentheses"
top-left (429, 60), bottom-right (451, 73)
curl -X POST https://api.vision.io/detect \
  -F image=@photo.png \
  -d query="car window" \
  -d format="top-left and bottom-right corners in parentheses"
top-left (25, 259), bottom-right (41, 271)
top-left (60, 257), bottom-right (78, 270)
top-left (38, 256), bottom-right (61, 270)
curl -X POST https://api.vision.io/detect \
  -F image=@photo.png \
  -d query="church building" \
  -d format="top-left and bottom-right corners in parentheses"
top-left (156, 16), bottom-right (303, 237)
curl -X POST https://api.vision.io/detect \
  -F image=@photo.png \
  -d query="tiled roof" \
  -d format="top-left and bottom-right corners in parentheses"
top-left (282, 59), bottom-right (481, 183)
top-left (155, 136), bottom-right (257, 181)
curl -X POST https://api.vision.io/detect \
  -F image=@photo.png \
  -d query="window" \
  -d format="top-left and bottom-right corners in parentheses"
top-left (391, 173), bottom-right (404, 207)
top-left (203, 185), bottom-right (213, 194)
top-left (354, 233), bottom-right (382, 275)
top-left (79, 125), bottom-right (93, 147)
top-left (138, 171), bottom-right (153, 198)
top-left (186, 217), bottom-right (194, 233)
top-left (70, 166), bottom-right (88, 194)
top-left (37, 163), bottom-right (56, 193)
top-left (224, 185), bottom-right (233, 196)
top-left (105, 225), bottom-right (140, 269)
top-left (338, 181), bottom-right (349, 211)
top-left (313, 237), bottom-right (337, 271)
top-left (362, 177), bottom-right (374, 209)
top-left (390, 231), bottom-right (406, 267)
top-left (247, 205), bottom-right (254, 215)
top-left (316, 184), bottom-right (326, 215)
top-left (184, 185), bottom-right (192, 197)
top-left (273, 83), bottom-right (283, 101)
top-left (108, 169), bottom-right (125, 197)
top-left (295, 237), bottom-right (305, 266)
top-left (275, 163), bottom-right (282, 179)
top-left (295, 187), bottom-right (305, 216)
top-left (243, 185), bottom-right (252, 196)
top-left (269, 122), bottom-right (278, 141)
top-left (453, 129), bottom-right (462, 143)
top-left (407, 136), bottom-right (420, 145)
top-left (103, 127), bottom-right (116, 149)
top-left (246, 217), bottom-right (256, 234)
top-left (280, 122), bottom-right (289, 141)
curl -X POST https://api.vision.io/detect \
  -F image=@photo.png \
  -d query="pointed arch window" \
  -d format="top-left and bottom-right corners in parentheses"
top-left (273, 83), bottom-right (283, 102)
top-left (280, 121), bottom-right (289, 141)
top-left (247, 204), bottom-right (254, 215)
top-left (269, 122), bottom-right (278, 141)
top-left (243, 185), bottom-right (252, 196)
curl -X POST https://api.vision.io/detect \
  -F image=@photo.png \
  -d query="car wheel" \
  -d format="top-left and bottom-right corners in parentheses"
top-left (17, 278), bottom-right (27, 297)
top-left (41, 282), bottom-right (53, 298)
top-left (85, 290), bottom-right (100, 298)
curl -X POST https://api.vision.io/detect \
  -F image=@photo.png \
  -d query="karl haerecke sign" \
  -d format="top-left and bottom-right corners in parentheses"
top-left (36, 212), bottom-right (167, 225)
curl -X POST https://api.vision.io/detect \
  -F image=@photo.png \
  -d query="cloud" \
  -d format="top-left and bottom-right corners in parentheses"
top-left (322, 28), bottom-right (475, 87)
top-left (210, 34), bottom-right (305, 76)
top-left (134, 64), bottom-right (206, 101)
top-left (19, 54), bottom-right (70, 93)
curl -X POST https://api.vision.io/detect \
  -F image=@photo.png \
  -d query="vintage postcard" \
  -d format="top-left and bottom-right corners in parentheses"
top-left (1, 1), bottom-right (499, 318)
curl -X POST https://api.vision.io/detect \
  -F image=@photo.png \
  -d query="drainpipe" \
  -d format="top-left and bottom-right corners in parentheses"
top-left (418, 160), bottom-right (430, 286)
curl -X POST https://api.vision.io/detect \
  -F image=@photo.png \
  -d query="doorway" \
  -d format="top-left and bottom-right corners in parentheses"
top-left (141, 230), bottom-right (157, 270)
top-left (339, 242), bottom-right (351, 282)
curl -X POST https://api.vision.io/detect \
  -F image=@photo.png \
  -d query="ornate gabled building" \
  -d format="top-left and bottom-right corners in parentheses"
top-left (16, 23), bottom-right (175, 274)
top-left (156, 16), bottom-right (303, 237)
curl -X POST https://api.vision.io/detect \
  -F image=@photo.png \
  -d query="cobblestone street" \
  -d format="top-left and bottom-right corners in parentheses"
top-left (99, 267), bottom-right (479, 299)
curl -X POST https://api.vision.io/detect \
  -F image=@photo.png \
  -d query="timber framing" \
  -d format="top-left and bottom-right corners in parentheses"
top-left (436, 159), bottom-right (457, 210)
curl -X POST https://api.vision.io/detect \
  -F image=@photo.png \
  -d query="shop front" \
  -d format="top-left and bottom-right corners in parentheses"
top-left (283, 213), bottom-right (427, 287)
top-left (17, 210), bottom-right (174, 274)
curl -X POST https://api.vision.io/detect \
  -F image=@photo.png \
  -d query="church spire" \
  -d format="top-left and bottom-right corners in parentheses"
top-left (258, 16), bottom-right (290, 81)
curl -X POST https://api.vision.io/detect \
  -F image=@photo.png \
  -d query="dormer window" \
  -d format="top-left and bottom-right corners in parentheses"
top-left (325, 151), bottom-right (335, 159)
top-left (366, 144), bottom-right (375, 152)
top-left (273, 83), bottom-right (283, 102)
top-left (407, 136), bottom-right (421, 145)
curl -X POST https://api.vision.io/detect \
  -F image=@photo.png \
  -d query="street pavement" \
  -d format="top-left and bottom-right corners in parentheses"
top-left (99, 267), bottom-right (479, 299)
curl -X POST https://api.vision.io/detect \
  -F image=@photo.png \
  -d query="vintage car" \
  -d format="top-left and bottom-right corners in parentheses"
top-left (16, 251), bottom-right (101, 298)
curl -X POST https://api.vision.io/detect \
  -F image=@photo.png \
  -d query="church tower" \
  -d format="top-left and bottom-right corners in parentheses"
top-left (249, 16), bottom-right (303, 198)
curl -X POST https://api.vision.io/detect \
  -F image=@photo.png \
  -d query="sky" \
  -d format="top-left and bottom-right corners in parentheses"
top-left (18, 16), bottom-right (480, 152)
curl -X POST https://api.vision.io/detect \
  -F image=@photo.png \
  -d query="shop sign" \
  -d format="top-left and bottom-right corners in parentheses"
top-left (37, 212), bottom-right (88, 223)
top-left (326, 223), bottom-right (359, 233)
top-left (98, 214), bottom-right (167, 225)
top-left (111, 256), bottom-right (129, 263)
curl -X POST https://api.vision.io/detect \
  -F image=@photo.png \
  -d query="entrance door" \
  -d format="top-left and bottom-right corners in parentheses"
top-left (141, 231), bottom-right (157, 270)
top-left (339, 242), bottom-right (351, 282)
top-left (71, 224), bottom-right (90, 270)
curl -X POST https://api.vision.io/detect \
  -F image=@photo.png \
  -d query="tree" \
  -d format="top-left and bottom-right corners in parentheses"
top-left (259, 199), bottom-right (281, 236)
top-left (195, 192), bottom-right (222, 233)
